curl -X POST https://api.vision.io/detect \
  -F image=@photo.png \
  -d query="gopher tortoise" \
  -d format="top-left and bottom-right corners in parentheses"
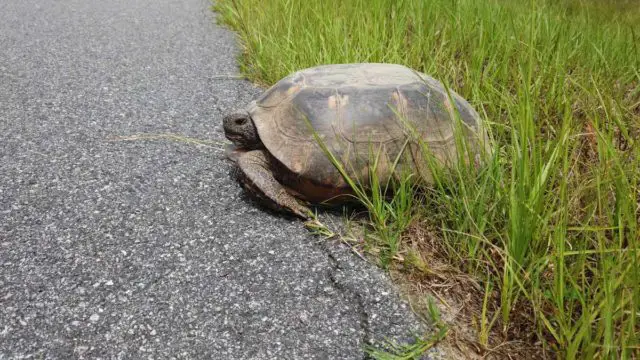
top-left (223, 63), bottom-right (491, 218)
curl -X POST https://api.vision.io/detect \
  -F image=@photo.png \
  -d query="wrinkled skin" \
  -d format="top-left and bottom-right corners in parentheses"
top-left (223, 111), bottom-right (312, 219)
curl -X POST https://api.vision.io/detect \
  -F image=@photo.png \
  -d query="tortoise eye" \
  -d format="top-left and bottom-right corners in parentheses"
top-left (235, 118), bottom-right (247, 126)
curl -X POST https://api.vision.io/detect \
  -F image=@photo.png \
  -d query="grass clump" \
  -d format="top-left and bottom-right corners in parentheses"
top-left (215, 0), bottom-right (640, 357)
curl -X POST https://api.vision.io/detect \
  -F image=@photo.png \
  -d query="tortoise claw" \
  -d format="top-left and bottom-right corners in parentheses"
top-left (290, 202), bottom-right (313, 220)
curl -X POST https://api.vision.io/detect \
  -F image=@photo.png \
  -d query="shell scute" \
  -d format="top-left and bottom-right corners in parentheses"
top-left (256, 71), bottom-right (306, 108)
top-left (249, 63), bottom-right (489, 189)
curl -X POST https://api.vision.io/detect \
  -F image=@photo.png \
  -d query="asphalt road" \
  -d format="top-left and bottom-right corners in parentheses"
top-left (0, 1), bottom-right (438, 358)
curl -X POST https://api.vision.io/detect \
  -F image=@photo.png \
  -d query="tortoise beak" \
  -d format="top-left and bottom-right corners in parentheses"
top-left (224, 133), bottom-right (243, 143)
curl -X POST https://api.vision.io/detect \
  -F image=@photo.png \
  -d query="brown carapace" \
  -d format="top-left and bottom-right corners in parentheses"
top-left (223, 63), bottom-right (491, 219)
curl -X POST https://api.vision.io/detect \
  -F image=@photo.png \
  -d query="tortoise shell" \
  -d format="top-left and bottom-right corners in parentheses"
top-left (247, 63), bottom-right (490, 189)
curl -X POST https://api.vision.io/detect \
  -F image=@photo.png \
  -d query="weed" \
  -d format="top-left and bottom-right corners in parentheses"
top-left (215, 0), bottom-right (640, 357)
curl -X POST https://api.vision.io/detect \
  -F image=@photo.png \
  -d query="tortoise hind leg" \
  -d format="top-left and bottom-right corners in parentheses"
top-left (236, 150), bottom-right (312, 219)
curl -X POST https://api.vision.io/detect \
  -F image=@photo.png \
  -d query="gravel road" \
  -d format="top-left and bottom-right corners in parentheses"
top-left (0, 0), bottom-right (438, 358)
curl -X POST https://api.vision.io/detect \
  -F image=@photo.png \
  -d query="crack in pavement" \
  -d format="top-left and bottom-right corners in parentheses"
top-left (323, 241), bottom-right (372, 360)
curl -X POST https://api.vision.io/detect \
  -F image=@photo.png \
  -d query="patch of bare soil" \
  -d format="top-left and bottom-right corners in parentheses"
top-left (361, 221), bottom-right (549, 359)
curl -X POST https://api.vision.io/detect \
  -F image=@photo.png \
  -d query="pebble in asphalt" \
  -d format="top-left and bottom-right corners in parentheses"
top-left (0, 0), bottom-right (441, 358)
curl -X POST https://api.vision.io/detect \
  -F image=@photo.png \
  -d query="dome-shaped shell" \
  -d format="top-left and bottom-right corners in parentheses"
top-left (248, 63), bottom-right (489, 188)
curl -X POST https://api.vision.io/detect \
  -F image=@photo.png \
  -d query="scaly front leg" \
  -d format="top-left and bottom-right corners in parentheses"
top-left (236, 150), bottom-right (312, 219)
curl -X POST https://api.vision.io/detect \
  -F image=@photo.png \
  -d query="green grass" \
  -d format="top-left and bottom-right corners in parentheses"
top-left (366, 295), bottom-right (449, 359)
top-left (214, 0), bottom-right (640, 357)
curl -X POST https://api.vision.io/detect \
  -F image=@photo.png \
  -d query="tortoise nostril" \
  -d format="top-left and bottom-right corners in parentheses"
top-left (235, 118), bottom-right (247, 126)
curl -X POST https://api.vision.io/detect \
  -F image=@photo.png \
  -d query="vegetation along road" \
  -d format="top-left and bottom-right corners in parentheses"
top-left (216, 0), bottom-right (640, 358)
top-left (0, 0), bottom-right (442, 358)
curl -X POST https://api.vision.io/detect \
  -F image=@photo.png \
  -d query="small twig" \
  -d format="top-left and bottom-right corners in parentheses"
top-left (209, 74), bottom-right (246, 80)
top-left (107, 133), bottom-right (226, 152)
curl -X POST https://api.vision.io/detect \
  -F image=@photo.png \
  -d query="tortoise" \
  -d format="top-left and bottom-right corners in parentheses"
top-left (223, 63), bottom-right (491, 219)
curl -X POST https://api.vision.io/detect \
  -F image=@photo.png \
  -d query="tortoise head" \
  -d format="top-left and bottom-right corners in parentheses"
top-left (223, 110), bottom-right (262, 150)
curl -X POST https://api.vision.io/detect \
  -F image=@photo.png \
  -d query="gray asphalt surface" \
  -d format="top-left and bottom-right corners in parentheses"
top-left (0, 1), bottom-right (439, 358)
